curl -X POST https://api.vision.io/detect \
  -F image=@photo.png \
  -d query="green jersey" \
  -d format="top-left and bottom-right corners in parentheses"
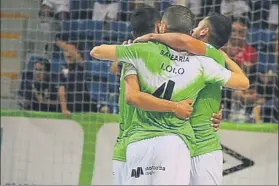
top-left (116, 42), bottom-right (231, 156)
top-left (190, 44), bottom-right (226, 157)
top-left (112, 64), bottom-right (136, 161)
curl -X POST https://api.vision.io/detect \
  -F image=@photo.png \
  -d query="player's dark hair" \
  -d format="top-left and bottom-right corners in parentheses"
top-left (34, 58), bottom-right (50, 72)
top-left (130, 6), bottom-right (161, 38)
top-left (162, 5), bottom-right (195, 34)
top-left (206, 13), bottom-right (232, 49)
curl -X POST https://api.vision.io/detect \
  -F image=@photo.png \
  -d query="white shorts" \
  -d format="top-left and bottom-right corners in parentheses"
top-left (190, 150), bottom-right (223, 185)
top-left (92, 2), bottom-right (119, 21)
top-left (124, 135), bottom-right (191, 185)
top-left (42, 0), bottom-right (70, 13)
top-left (112, 160), bottom-right (126, 185)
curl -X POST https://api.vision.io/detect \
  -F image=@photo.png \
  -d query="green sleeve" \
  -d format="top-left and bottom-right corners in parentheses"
top-left (116, 44), bottom-right (140, 67)
top-left (204, 43), bottom-right (225, 67)
top-left (201, 58), bottom-right (231, 86)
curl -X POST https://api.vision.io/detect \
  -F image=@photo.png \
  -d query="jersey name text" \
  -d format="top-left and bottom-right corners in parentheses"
top-left (160, 50), bottom-right (189, 62)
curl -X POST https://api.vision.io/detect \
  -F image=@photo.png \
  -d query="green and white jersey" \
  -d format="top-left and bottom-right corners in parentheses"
top-left (112, 64), bottom-right (136, 162)
top-left (116, 42), bottom-right (231, 156)
top-left (190, 43), bottom-right (226, 157)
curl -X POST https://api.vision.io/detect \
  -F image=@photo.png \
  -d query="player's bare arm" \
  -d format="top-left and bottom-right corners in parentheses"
top-left (202, 57), bottom-right (249, 90)
top-left (110, 40), bottom-right (132, 75)
top-left (134, 33), bottom-right (206, 55)
top-left (218, 50), bottom-right (250, 89)
top-left (110, 60), bottom-right (120, 75)
top-left (219, 50), bottom-right (244, 75)
top-left (125, 74), bottom-right (193, 120)
top-left (90, 45), bottom-right (117, 61)
top-left (91, 44), bottom-right (194, 119)
top-left (222, 64), bottom-right (249, 90)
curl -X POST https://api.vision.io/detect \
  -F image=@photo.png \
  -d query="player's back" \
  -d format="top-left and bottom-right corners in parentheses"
top-left (118, 41), bottom-right (220, 155)
top-left (189, 45), bottom-right (225, 156)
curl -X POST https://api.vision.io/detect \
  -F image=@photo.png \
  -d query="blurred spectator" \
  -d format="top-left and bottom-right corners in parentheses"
top-left (230, 68), bottom-right (278, 124)
top-left (222, 19), bottom-right (257, 120)
top-left (134, 0), bottom-right (172, 13)
top-left (56, 39), bottom-right (98, 116)
top-left (187, 0), bottom-right (202, 17)
top-left (252, 69), bottom-right (278, 123)
top-left (268, 1), bottom-right (278, 30)
top-left (230, 84), bottom-right (258, 122)
top-left (187, 0), bottom-right (222, 23)
top-left (18, 59), bottom-right (60, 112)
top-left (118, 0), bottom-right (171, 22)
top-left (224, 19), bottom-right (258, 70)
top-left (92, 0), bottom-right (120, 21)
top-left (39, 0), bottom-right (70, 32)
top-left (39, 0), bottom-right (70, 21)
top-left (221, 0), bottom-right (249, 18)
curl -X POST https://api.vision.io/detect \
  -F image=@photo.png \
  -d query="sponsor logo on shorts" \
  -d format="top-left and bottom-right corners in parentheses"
top-left (131, 167), bottom-right (144, 178)
top-left (131, 166), bottom-right (166, 178)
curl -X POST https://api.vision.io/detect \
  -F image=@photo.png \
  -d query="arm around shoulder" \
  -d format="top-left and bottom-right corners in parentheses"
top-left (148, 33), bottom-right (206, 55)
top-left (90, 45), bottom-right (117, 61)
top-left (224, 72), bottom-right (250, 90)
top-left (220, 50), bottom-right (250, 90)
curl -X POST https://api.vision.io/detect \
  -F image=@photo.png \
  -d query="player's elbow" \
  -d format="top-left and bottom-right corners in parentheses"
top-left (242, 77), bottom-right (250, 90)
top-left (125, 93), bottom-right (134, 106)
top-left (236, 76), bottom-right (250, 90)
top-left (226, 74), bottom-right (250, 90)
top-left (90, 46), bottom-right (102, 59)
top-left (125, 92), bottom-right (138, 106)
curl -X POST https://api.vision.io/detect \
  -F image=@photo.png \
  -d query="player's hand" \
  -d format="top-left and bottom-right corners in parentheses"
top-left (174, 100), bottom-right (193, 120)
top-left (110, 60), bottom-right (120, 75)
top-left (62, 110), bottom-right (71, 117)
top-left (211, 105), bottom-right (223, 131)
top-left (122, 40), bottom-right (132, 45)
top-left (133, 34), bottom-right (152, 43)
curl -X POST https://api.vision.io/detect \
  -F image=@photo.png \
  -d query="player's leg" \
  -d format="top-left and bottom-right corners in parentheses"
top-left (112, 160), bottom-right (126, 185)
top-left (190, 150), bottom-right (223, 185)
top-left (151, 135), bottom-right (191, 185)
top-left (124, 139), bottom-right (152, 185)
top-left (124, 135), bottom-right (191, 185)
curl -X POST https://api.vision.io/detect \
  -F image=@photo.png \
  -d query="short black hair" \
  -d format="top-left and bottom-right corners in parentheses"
top-left (34, 58), bottom-right (50, 72)
top-left (130, 6), bottom-right (161, 38)
top-left (206, 13), bottom-right (232, 49)
top-left (162, 5), bottom-right (195, 34)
